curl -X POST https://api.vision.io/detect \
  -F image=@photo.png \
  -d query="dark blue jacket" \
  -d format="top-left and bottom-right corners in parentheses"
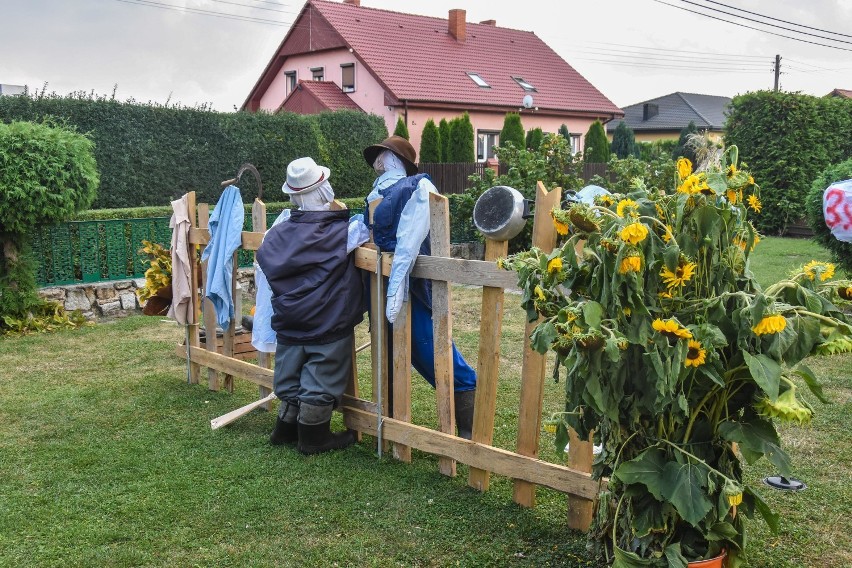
top-left (256, 209), bottom-right (364, 345)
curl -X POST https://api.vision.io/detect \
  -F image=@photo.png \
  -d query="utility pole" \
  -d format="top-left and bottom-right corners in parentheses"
top-left (774, 54), bottom-right (781, 91)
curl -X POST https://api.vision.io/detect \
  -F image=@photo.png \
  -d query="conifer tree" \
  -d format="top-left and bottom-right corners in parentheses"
top-left (438, 118), bottom-right (450, 163)
top-left (393, 116), bottom-right (409, 139)
top-left (610, 121), bottom-right (638, 159)
top-left (672, 120), bottom-right (699, 164)
top-left (583, 120), bottom-right (610, 163)
top-left (447, 113), bottom-right (475, 162)
top-left (526, 127), bottom-right (544, 151)
top-left (499, 112), bottom-right (525, 149)
top-left (419, 118), bottom-right (441, 163)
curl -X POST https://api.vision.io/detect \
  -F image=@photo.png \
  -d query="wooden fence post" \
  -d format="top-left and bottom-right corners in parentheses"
top-left (197, 203), bottom-right (219, 392)
top-left (392, 301), bottom-right (412, 462)
top-left (513, 181), bottom-right (561, 507)
top-left (251, 198), bottom-right (272, 409)
top-left (185, 191), bottom-right (201, 385)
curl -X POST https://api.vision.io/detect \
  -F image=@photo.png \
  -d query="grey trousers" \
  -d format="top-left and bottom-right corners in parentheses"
top-left (273, 333), bottom-right (354, 412)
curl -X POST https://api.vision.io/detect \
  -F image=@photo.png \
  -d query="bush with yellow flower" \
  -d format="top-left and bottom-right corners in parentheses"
top-left (500, 146), bottom-right (852, 566)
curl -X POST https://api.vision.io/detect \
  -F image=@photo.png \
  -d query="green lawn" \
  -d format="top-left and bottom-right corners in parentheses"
top-left (1, 237), bottom-right (849, 567)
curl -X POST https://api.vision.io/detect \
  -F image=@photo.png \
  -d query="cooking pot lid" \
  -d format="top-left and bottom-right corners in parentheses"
top-left (473, 185), bottom-right (520, 235)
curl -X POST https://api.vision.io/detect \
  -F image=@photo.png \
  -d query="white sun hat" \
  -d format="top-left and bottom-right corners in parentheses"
top-left (282, 157), bottom-right (331, 195)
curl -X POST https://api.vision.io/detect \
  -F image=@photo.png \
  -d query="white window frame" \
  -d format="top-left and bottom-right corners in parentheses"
top-left (512, 76), bottom-right (537, 92)
top-left (476, 130), bottom-right (500, 162)
top-left (341, 63), bottom-right (356, 93)
top-left (467, 72), bottom-right (490, 88)
top-left (284, 71), bottom-right (297, 96)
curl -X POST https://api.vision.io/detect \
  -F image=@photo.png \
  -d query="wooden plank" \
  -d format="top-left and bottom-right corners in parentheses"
top-left (251, 199), bottom-right (273, 410)
top-left (185, 192), bottom-right (201, 385)
top-left (567, 429), bottom-right (596, 531)
top-left (222, 250), bottom-right (238, 393)
top-left (366, 199), bottom-right (389, 454)
top-left (189, 228), bottom-right (264, 251)
top-left (345, 339), bottom-right (363, 443)
top-left (341, 405), bottom-right (600, 500)
top-left (392, 300), bottom-right (412, 463)
top-left (203, 298), bottom-right (220, 391)
top-left (513, 181), bottom-right (562, 507)
top-left (175, 343), bottom-right (273, 389)
top-left (429, 192), bottom-right (456, 478)
top-left (468, 238), bottom-right (509, 491)
top-left (354, 248), bottom-right (518, 290)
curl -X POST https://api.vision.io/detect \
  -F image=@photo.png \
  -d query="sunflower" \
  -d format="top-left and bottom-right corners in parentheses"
top-left (619, 255), bottom-right (642, 274)
top-left (839, 286), bottom-right (852, 300)
top-left (677, 157), bottom-right (693, 179)
top-left (660, 259), bottom-right (697, 289)
top-left (752, 314), bottom-right (787, 335)
top-left (802, 260), bottom-right (835, 281)
top-left (619, 222), bottom-right (649, 245)
top-left (616, 199), bottom-right (639, 218)
top-left (726, 163), bottom-right (738, 179)
top-left (652, 318), bottom-right (692, 339)
top-left (534, 285), bottom-right (546, 301)
top-left (684, 339), bottom-right (707, 367)
top-left (747, 194), bottom-right (762, 213)
top-left (547, 257), bottom-right (563, 274)
top-left (596, 194), bottom-right (615, 207)
top-left (726, 189), bottom-right (742, 205)
top-left (755, 386), bottom-right (812, 425)
top-left (661, 225), bottom-right (674, 243)
top-left (552, 213), bottom-right (570, 236)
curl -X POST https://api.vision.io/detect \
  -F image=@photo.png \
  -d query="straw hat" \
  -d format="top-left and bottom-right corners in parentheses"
top-left (282, 157), bottom-right (331, 195)
top-left (363, 135), bottom-right (418, 176)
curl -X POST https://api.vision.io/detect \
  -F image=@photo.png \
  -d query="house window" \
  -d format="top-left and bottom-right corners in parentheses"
top-left (512, 76), bottom-right (537, 92)
top-left (570, 134), bottom-right (581, 155)
top-left (477, 130), bottom-right (500, 162)
top-left (284, 71), bottom-right (297, 96)
top-left (311, 67), bottom-right (324, 81)
top-left (341, 63), bottom-right (355, 92)
top-left (467, 72), bottom-right (490, 88)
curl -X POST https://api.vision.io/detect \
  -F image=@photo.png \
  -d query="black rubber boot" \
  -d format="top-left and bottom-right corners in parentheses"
top-left (297, 421), bottom-right (355, 455)
top-left (269, 400), bottom-right (298, 446)
top-left (455, 389), bottom-right (476, 440)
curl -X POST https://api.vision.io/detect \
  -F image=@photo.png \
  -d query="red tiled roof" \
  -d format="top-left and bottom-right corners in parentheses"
top-left (827, 88), bottom-right (852, 98)
top-left (268, 0), bottom-right (621, 116)
top-left (281, 80), bottom-right (363, 112)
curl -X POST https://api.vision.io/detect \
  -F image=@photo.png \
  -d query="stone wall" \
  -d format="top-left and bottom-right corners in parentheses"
top-left (37, 242), bottom-right (485, 320)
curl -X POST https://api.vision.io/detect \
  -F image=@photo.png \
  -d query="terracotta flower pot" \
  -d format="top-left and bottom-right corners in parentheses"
top-left (142, 285), bottom-right (172, 316)
top-left (688, 550), bottom-right (726, 567)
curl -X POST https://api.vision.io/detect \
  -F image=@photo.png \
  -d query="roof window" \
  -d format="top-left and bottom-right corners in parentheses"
top-left (512, 76), bottom-right (536, 92)
top-left (467, 72), bottom-right (490, 88)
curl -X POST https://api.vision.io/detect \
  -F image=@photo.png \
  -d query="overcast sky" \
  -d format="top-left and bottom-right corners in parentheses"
top-left (2, 0), bottom-right (851, 111)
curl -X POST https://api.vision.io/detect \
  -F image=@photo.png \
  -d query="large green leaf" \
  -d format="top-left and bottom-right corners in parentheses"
top-left (583, 300), bottom-right (603, 328)
top-left (529, 321), bottom-right (556, 354)
top-left (706, 521), bottom-right (739, 542)
top-left (743, 486), bottom-right (780, 533)
top-left (718, 418), bottom-right (791, 475)
top-left (660, 461), bottom-right (713, 527)
top-left (664, 543), bottom-right (688, 568)
top-left (613, 448), bottom-right (667, 500)
top-left (613, 546), bottom-right (656, 567)
top-left (793, 363), bottom-right (829, 404)
top-left (742, 351), bottom-right (781, 401)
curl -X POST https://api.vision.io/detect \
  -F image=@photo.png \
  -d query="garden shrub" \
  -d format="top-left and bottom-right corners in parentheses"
top-left (447, 113), bottom-right (475, 162)
top-left (583, 120), bottom-right (610, 163)
top-left (610, 121), bottom-right (638, 159)
top-left (393, 116), bottom-right (409, 139)
top-left (500, 113), bottom-right (525, 149)
top-left (438, 118), bottom-right (450, 163)
top-left (806, 157), bottom-right (852, 274)
top-left (671, 120), bottom-right (699, 165)
top-left (526, 127), bottom-right (544, 151)
top-left (0, 91), bottom-right (387, 208)
top-left (419, 119), bottom-right (441, 163)
top-left (726, 91), bottom-right (852, 235)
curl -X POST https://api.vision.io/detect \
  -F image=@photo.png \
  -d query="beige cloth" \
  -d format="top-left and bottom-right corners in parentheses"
top-left (167, 195), bottom-right (193, 324)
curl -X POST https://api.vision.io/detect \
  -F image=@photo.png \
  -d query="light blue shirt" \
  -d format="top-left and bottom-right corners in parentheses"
top-left (201, 185), bottom-right (245, 329)
top-left (368, 168), bottom-right (438, 322)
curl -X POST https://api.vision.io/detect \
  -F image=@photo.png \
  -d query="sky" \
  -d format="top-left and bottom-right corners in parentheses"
top-left (2, 0), bottom-right (851, 111)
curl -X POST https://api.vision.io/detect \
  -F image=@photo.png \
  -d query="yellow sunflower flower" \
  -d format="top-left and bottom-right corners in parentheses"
top-left (553, 217), bottom-right (569, 236)
top-left (620, 222), bottom-right (649, 245)
top-left (658, 290), bottom-right (673, 299)
top-left (755, 387), bottom-right (812, 425)
top-left (803, 260), bottom-right (835, 281)
top-left (547, 257), bottom-right (563, 274)
top-left (685, 339), bottom-right (707, 367)
top-left (662, 225), bottom-right (674, 243)
top-left (660, 260), bottom-right (697, 289)
top-left (534, 285), bottom-right (546, 301)
top-left (619, 255), bottom-right (642, 274)
top-left (677, 157), bottom-right (693, 179)
top-left (839, 286), bottom-right (852, 301)
top-left (752, 314), bottom-right (787, 335)
top-left (726, 164), bottom-right (738, 179)
top-left (747, 174), bottom-right (755, 185)
top-left (597, 194), bottom-right (615, 207)
top-left (728, 493), bottom-right (743, 507)
top-left (616, 199), bottom-right (639, 218)
top-left (747, 194), bottom-right (762, 213)
top-left (726, 189), bottom-right (739, 204)
top-left (652, 318), bottom-right (693, 339)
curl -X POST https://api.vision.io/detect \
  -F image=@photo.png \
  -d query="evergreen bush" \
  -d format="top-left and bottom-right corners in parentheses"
top-left (419, 119), bottom-right (441, 163)
top-left (526, 127), bottom-right (544, 151)
top-left (672, 120), bottom-right (699, 165)
top-left (558, 123), bottom-right (571, 140)
top-left (438, 118), bottom-right (450, 163)
top-left (726, 91), bottom-right (852, 234)
top-left (583, 120), bottom-right (610, 163)
top-left (806, 157), bottom-right (852, 274)
top-left (393, 116), bottom-right (410, 139)
top-left (447, 113), bottom-right (475, 162)
top-left (499, 112), bottom-right (525, 149)
top-left (610, 121), bottom-right (637, 159)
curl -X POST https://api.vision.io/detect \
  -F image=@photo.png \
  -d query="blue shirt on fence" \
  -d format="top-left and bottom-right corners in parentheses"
top-left (201, 185), bottom-right (245, 329)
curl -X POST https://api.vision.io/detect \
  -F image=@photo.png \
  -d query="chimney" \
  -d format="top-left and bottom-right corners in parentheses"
top-left (643, 103), bottom-right (659, 121)
top-left (448, 9), bottom-right (466, 41)
top-left (479, 19), bottom-right (496, 26)
top-left (343, 0), bottom-right (360, 6)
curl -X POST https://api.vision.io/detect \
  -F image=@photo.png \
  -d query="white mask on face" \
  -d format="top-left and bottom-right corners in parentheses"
top-left (290, 181), bottom-right (335, 211)
top-left (373, 150), bottom-right (406, 175)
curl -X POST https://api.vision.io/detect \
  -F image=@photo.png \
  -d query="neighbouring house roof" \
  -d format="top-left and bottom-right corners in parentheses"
top-left (826, 88), bottom-right (852, 98)
top-left (607, 92), bottom-right (731, 133)
top-left (243, 0), bottom-right (622, 118)
top-left (278, 80), bottom-right (364, 113)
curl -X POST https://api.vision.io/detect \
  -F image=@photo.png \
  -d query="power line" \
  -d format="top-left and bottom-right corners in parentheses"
top-left (571, 39), bottom-right (768, 60)
top-left (572, 57), bottom-right (768, 74)
top-left (565, 46), bottom-right (771, 67)
top-left (650, 0), bottom-right (852, 53)
top-left (111, 0), bottom-right (292, 26)
top-left (672, 0), bottom-right (852, 46)
top-left (701, 0), bottom-right (852, 40)
top-left (207, 0), bottom-right (300, 16)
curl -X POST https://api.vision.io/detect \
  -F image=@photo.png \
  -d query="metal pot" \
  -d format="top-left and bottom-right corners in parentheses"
top-left (472, 185), bottom-right (533, 241)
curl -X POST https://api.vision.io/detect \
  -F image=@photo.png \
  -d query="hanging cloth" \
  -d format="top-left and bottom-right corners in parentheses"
top-left (167, 194), bottom-right (192, 324)
top-left (201, 185), bottom-right (245, 328)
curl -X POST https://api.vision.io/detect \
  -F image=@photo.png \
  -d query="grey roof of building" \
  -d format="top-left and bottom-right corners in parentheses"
top-left (607, 92), bottom-right (732, 132)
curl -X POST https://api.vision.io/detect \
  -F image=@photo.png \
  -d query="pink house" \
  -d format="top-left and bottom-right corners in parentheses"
top-left (242, 0), bottom-right (623, 162)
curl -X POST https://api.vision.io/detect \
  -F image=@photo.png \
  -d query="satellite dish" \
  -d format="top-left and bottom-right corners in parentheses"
top-left (522, 94), bottom-right (534, 109)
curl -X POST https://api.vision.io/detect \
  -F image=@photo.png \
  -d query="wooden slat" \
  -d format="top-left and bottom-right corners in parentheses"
top-left (185, 191), bottom-right (201, 384)
top-left (251, 198), bottom-right (273, 409)
top-left (468, 238), bottom-right (509, 491)
top-left (392, 300), bottom-right (412, 463)
top-left (513, 181), bottom-right (561, 508)
top-left (175, 343), bottom-right (272, 389)
top-left (366, 199), bottom-right (389, 454)
top-left (354, 248), bottom-right (518, 290)
top-left (567, 430), bottom-right (596, 531)
top-left (345, 339), bottom-right (363, 443)
top-left (222, 250), bottom-right (238, 393)
top-left (203, 298), bottom-right (220, 391)
top-left (341, 405), bottom-right (600, 500)
top-left (189, 228), bottom-right (264, 250)
top-left (429, 192), bottom-right (456, 478)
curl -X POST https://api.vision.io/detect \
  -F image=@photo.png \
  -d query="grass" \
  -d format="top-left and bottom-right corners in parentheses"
top-left (1, 237), bottom-right (850, 567)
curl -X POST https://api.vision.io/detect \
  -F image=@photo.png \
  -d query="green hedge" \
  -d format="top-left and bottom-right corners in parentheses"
top-left (0, 92), bottom-right (387, 209)
top-left (725, 91), bottom-right (852, 235)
